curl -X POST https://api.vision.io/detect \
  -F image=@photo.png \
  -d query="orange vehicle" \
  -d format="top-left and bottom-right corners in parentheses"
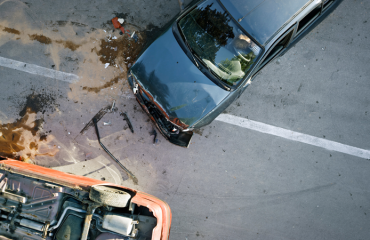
top-left (0, 158), bottom-right (171, 240)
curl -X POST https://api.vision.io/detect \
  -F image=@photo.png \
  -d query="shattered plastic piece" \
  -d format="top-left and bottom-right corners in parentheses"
top-left (105, 63), bottom-right (110, 68)
top-left (127, 57), bottom-right (131, 60)
top-left (103, 121), bottom-right (112, 126)
top-left (118, 18), bottom-right (124, 24)
top-left (112, 36), bottom-right (118, 40)
top-left (130, 31), bottom-right (139, 42)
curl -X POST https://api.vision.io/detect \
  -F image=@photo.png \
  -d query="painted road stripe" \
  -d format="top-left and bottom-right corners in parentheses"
top-left (0, 56), bottom-right (79, 83)
top-left (216, 114), bottom-right (370, 159)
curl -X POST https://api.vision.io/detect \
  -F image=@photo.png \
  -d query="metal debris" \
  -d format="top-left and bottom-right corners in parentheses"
top-left (150, 129), bottom-right (158, 144)
top-left (120, 112), bottom-right (134, 133)
top-left (92, 118), bottom-right (138, 184)
top-left (78, 107), bottom-right (110, 135)
top-left (110, 100), bottom-right (116, 112)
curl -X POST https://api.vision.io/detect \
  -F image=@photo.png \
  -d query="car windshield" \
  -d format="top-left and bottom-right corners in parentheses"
top-left (178, 0), bottom-right (261, 87)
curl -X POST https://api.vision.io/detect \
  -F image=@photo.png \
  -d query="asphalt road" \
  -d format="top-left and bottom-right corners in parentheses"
top-left (0, 0), bottom-right (369, 239)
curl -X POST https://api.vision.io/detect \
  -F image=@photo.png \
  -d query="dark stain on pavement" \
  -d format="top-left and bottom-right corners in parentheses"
top-left (82, 75), bottom-right (121, 93)
top-left (0, 93), bottom-right (57, 158)
top-left (0, 110), bottom-right (42, 158)
top-left (19, 93), bottom-right (57, 117)
top-left (29, 34), bottom-right (52, 44)
top-left (55, 40), bottom-right (82, 51)
top-left (96, 34), bottom-right (144, 66)
top-left (3, 27), bottom-right (20, 35)
top-left (28, 33), bottom-right (81, 51)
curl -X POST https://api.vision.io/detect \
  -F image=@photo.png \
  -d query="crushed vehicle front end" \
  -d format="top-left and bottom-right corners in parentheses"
top-left (0, 158), bottom-right (171, 240)
top-left (128, 72), bottom-right (195, 148)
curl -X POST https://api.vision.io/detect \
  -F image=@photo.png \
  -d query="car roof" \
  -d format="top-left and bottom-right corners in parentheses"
top-left (219, 0), bottom-right (313, 45)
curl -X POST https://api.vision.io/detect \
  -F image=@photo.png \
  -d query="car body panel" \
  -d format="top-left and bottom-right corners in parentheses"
top-left (0, 158), bottom-right (172, 240)
top-left (220, 0), bottom-right (313, 45)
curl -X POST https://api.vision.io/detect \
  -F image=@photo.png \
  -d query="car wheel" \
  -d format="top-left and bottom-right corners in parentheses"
top-left (89, 185), bottom-right (131, 208)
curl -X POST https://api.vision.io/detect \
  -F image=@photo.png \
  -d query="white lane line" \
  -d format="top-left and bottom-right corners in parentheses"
top-left (0, 56), bottom-right (79, 83)
top-left (216, 114), bottom-right (370, 159)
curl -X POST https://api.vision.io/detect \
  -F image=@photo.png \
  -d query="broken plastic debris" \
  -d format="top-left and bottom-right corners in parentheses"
top-left (105, 63), bottom-right (110, 68)
top-left (103, 30), bottom-right (106, 32)
top-left (131, 31), bottom-right (139, 42)
top-left (112, 36), bottom-right (117, 40)
top-left (118, 18), bottom-right (124, 24)
top-left (127, 57), bottom-right (131, 60)
top-left (103, 121), bottom-right (112, 126)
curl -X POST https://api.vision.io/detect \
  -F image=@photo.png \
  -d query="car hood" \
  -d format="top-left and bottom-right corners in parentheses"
top-left (130, 25), bottom-right (229, 128)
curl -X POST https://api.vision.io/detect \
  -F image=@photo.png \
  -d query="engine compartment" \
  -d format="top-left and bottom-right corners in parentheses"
top-left (0, 168), bottom-right (157, 240)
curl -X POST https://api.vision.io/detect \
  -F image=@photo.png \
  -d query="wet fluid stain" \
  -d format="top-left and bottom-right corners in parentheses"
top-left (55, 40), bottom-right (81, 51)
top-left (28, 33), bottom-right (81, 51)
top-left (0, 112), bottom-right (42, 158)
top-left (3, 27), bottom-right (20, 35)
top-left (96, 34), bottom-right (144, 66)
top-left (82, 75), bottom-right (121, 93)
top-left (19, 93), bottom-right (56, 117)
top-left (0, 93), bottom-right (57, 159)
top-left (28, 34), bottom-right (52, 44)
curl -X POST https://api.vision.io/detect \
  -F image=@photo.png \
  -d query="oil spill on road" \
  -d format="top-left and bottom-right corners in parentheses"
top-left (2, 27), bottom-right (20, 35)
top-left (82, 74), bottom-right (122, 93)
top-left (28, 34), bottom-right (82, 51)
top-left (55, 40), bottom-right (82, 51)
top-left (28, 34), bottom-right (52, 44)
top-left (0, 93), bottom-right (59, 160)
top-left (96, 33), bottom-right (144, 67)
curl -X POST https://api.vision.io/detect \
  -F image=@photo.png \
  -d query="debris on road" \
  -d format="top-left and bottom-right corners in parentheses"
top-left (79, 107), bottom-right (110, 135)
top-left (103, 121), bottom-right (112, 126)
top-left (120, 112), bottom-right (134, 133)
top-left (150, 129), bottom-right (158, 145)
top-left (111, 17), bottom-right (130, 36)
top-left (131, 31), bottom-right (138, 42)
top-left (109, 100), bottom-right (117, 112)
top-left (92, 118), bottom-right (138, 184)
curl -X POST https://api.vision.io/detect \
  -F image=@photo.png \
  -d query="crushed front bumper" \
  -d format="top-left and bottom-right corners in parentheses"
top-left (128, 74), bottom-right (193, 147)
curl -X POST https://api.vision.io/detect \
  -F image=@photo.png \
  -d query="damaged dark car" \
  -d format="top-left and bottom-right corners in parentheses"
top-left (128, 0), bottom-right (343, 147)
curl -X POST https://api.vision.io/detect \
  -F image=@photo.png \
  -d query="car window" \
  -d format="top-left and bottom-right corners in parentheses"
top-left (177, 0), bottom-right (262, 87)
top-left (296, 5), bottom-right (321, 35)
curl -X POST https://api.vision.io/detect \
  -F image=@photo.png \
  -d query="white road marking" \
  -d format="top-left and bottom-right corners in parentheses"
top-left (0, 56), bottom-right (79, 83)
top-left (216, 114), bottom-right (370, 159)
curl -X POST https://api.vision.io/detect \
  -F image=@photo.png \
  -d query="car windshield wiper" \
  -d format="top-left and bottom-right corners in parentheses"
top-left (177, 23), bottom-right (200, 69)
